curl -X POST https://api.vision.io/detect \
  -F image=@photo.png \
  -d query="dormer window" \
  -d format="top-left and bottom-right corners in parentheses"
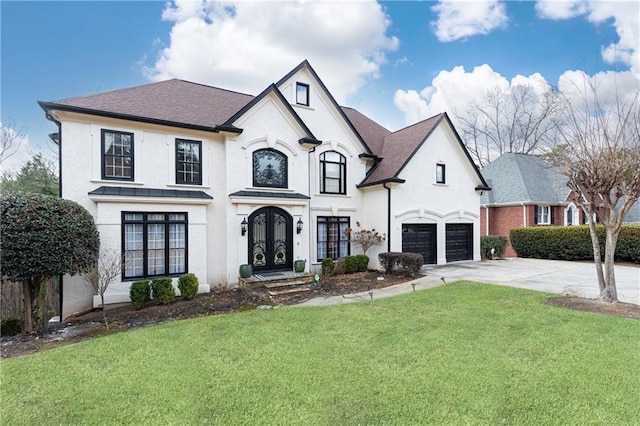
top-left (296, 82), bottom-right (309, 106)
top-left (436, 163), bottom-right (446, 184)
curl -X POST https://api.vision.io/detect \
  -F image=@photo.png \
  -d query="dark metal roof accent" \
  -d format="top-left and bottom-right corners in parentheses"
top-left (89, 186), bottom-right (213, 199)
top-left (358, 153), bottom-right (381, 162)
top-left (356, 177), bottom-right (406, 189)
top-left (298, 137), bottom-right (322, 146)
top-left (229, 190), bottom-right (311, 199)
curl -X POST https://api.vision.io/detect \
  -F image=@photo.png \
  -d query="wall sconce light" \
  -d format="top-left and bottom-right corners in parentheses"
top-left (241, 218), bottom-right (248, 236)
top-left (296, 218), bottom-right (303, 234)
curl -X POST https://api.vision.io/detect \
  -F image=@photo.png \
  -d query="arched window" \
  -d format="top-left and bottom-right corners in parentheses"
top-left (253, 148), bottom-right (287, 188)
top-left (320, 151), bottom-right (346, 194)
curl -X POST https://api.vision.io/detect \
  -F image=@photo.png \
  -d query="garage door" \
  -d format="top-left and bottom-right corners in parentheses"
top-left (446, 224), bottom-right (473, 262)
top-left (402, 224), bottom-right (436, 264)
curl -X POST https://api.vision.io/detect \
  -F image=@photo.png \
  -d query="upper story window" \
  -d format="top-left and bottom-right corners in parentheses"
top-left (320, 151), bottom-right (346, 194)
top-left (102, 129), bottom-right (133, 181)
top-left (176, 139), bottom-right (202, 185)
top-left (436, 163), bottom-right (446, 184)
top-left (296, 82), bottom-right (309, 106)
top-left (253, 148), bottom-right (287, 188)
top-left (535, 205), bottom-right (552, 225)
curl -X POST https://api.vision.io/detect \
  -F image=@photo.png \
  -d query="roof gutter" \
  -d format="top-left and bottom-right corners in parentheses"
top-left (38, 102), bottom-right (244, 135)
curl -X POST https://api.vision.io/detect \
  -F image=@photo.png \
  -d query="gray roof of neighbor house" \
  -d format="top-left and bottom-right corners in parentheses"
top-left (480, 153), bottom-right (569, 205)
top-left (39, 61), bottom-right (487, 189)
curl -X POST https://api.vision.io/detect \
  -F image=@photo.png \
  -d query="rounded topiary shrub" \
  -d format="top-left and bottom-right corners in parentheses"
top-left (321, 258), bottom-right (335, 277)
top-left (151, 277), bottom-right (175, 305)
top-left (178, 273), bottom-right (199, 300)
top-left (130, 280), bottom-right (151, 309)
top-left (355, 254), bottom-right (369, 272)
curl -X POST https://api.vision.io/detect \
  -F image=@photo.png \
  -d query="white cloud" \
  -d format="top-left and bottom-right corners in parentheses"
top-left (536, 0), bottom-right (639, 73)
top-left (558, 69), bottom-right (640, 109)
top-left (430, 0), bottom-right (508, 42)
top-left (145, 0), bottom-right (398, 103)
top-left (394, 64), bottom-right (537, 125)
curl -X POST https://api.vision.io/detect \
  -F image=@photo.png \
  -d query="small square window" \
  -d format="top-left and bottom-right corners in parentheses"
top-left (436, 163), bottom-right (446, 184)
top-left (296, 82), bottom-right (309, 106)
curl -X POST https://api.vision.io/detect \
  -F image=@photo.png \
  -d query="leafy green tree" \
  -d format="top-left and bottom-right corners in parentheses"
top-left (1, 153), bottom-right (58, 196)
top-left (1, 193), bottom-right (99, 331)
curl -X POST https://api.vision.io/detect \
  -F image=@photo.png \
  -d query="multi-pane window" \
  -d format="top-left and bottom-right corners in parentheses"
top-left (253, 148), bottom-right (287, 188)
top-left (436, 163), bottom-right (446, 184)
top-left (317, 216), bottom-right (350, 261)
top-left (535, 206), bottom-right (551, 225)
top-left (123, 212), bottom-right (187, 279)
top-left (320, 151), bottom-right (346, 194)
top-left (102, 129), bottom-right (134, 180)
top-left (296, 82), bottom-right (309, 106)
top-left (176, 139), bottom-right (202, 185)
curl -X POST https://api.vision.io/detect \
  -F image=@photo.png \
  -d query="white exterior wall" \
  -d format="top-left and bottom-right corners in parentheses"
top-left (392, 123), bottom-right (482, 264)
top-left (56, 113), bottom-right (219, 318)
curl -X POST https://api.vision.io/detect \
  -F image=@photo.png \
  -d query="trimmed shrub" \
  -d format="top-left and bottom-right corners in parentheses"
top-left (378, 252), bottom-right (423, 276)
top-left (355, 254), bottom-right (369, 272)
top-left (151, 278), bottom-right (175, 305)
top-left (510, 225), bottom-right (640, 263)
top-left (344, 256), bottom-right (359, 274)
top-left (130, 280), bottom-right (151, 310)
top-left (1, 317), bottom-right (23, 336)
top-left (321, 258), bottom-right (335, 277)
top-left (481, 235), bottom-right (508, 260)
top-left (177, 273), bottom-right (199, 300)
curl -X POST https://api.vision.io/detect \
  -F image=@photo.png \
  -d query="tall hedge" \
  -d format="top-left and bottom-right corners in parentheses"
top-left (510, 225), bottom-right (639, 263)
top-left (1, 193), bottom-right (100, 330)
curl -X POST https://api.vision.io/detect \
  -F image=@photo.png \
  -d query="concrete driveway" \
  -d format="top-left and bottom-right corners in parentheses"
top-left (299, 258), bottom-right (639, 307)
top-left (423, 258), bottom-right (640, 305)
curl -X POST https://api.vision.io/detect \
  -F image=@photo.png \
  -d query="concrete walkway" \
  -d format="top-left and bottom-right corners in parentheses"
top-left (298, 258), bottom-right (640, 307)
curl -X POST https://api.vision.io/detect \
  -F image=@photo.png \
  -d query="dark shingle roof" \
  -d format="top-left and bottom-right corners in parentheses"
top-left (480, 153), bottom-right (569, 205)
top-left (359, 114), bottom-right (444, 187)
top-left (40, 79), bottom-right (254, 132)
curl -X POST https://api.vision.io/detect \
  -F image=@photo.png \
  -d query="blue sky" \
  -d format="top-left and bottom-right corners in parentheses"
top-left (2, 0), bottom-right (638, 172)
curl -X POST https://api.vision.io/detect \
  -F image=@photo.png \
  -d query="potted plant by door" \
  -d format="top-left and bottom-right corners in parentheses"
top-left (239, 264), bottom-right (253, 278)
top-left (294, 259), bottom-right (306, 273)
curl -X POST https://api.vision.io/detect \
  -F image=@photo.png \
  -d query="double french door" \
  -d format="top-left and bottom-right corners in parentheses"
top-left (248, 207), bottom-right (293, 272)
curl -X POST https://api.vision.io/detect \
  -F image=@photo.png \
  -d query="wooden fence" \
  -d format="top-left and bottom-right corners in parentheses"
top-left (1, 277), bottom-right (60, 326)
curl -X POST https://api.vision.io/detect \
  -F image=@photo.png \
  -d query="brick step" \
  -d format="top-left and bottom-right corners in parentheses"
top-left (264, 279), bottom-right (314, 289)
top-left (268, 286), bottom-right (312, 296)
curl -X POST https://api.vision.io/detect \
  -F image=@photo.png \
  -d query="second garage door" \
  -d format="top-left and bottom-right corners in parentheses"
top-left (446, 224), bottom-right (473, 262)
top-left (402, 224), bottom-right (437, 264)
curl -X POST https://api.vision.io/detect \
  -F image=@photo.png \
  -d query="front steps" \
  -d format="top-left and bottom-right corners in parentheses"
top-left (239, 271), bottom-right (315, 297)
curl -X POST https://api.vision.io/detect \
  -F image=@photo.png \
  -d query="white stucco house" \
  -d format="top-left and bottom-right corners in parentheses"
top-left (39, 60), bottom-right (490, 318)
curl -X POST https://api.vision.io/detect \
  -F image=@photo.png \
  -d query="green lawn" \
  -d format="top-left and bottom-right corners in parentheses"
top-left (2, 281), bottom-right (639, 425)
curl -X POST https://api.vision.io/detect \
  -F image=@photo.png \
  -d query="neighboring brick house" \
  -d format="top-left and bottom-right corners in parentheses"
top-left (39, 60), bottom-right (489, 318)
top-left (479, 153), bottom-right (584, 257)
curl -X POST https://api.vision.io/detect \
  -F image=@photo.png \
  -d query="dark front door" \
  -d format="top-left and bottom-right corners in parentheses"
top-left (248, 207), bottom-right (293, 272)
top-left (402, 224), bottom-right (437, 264)
top-left (446, 224), bottom-right (473, 262)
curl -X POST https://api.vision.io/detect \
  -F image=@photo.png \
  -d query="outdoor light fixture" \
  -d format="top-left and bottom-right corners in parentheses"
top-left (296, 218), bottom-right (303, 234)
top-left (241, 218), bottom-right (248, 236)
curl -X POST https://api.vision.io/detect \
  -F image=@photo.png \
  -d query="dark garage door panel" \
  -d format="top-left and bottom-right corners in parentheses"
top-left (446, 224), bottom-right (473, 262)
top-left (402, 224), bottom-right (436, 264)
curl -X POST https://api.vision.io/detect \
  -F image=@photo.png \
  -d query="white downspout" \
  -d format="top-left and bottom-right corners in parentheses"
top-left (521, 203), bottom-right (527, 226)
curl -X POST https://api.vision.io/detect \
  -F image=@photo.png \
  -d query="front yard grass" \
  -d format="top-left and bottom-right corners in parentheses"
top-left (2, 281), bottom-right (639, 425)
